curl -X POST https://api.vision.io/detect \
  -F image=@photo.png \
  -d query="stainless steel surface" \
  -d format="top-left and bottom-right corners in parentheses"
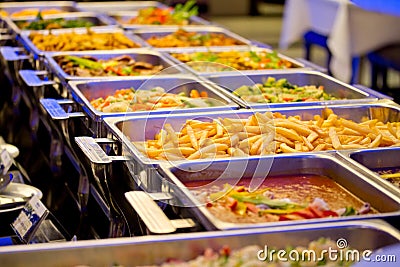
top-left (67, 74), bottom-right (240, 123)
top-left (0, 220), bottom-right (398, 266)
top-left (76, 1), bottom-right (168, 13)
top-left (102, 101), bottom-right (400, 191)
top-left (133, 25), bottom-right (253, 50)
top-left (157, 153), bottom-right (400, 230)
top-left (204, 70), bottom-right (385, 109)
top-left (337, 147), bottom-right (400, 197)
top-left (125, 191), bottom-right (178, 234)
top-left (164, 46), bottom-right (307, 76)
top-left (108, 11), bottom-right (211, 30)
top-left (0, 172), bottom-right (13, 193)
top-left (6, 12), bottom-right (116, 35)
top-left (43, 49), bottom-right (188, 86)
top-left (18, 27), bottom-right (149, 60)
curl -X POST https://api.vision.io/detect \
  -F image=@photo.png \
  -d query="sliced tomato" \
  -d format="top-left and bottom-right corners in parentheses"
top-left (291, 208), bottom-right (317, 219)
top-left (321, 210), bottom-right (339, 217)
top-left (309, 206), bottom-right (339, 218)
top-left (308, 206), bottom-right (325, 218)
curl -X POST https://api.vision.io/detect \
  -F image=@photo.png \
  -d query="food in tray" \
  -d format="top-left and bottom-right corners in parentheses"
top-left (0, 8), bottom-right (66, 18)
top-left (189, 176), bottom-right (373, 223)
top-left (133, 108), bottom-right (400, 160)
top-left (90, 87), bottom-right (218, 112)
top-left (16, 14), bottom-right (95, 30)
top-left (55, 55), bottom-right (165, 77)
top-left (28, 30), bottom-right (140, 51)
top-left (123, 0), bottom-right (198, 25)
top-left (145, 28), bottom-right (245, 48)
top-left (170, 50), bottom-right (294, 71)
top-left (233, 77), bottom-right (339, 103)
top-left (141, 238), bottom-right (355, 266)
top-left (374, 167), bottom-right (400, 188)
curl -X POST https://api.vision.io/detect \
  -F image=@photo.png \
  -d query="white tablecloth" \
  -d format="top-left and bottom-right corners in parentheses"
top-left (280, 0), bottom-right (400, 83)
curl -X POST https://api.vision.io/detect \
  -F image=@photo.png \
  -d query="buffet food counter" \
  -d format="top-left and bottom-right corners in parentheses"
top-left (0, 1), bottom-right (399, 266)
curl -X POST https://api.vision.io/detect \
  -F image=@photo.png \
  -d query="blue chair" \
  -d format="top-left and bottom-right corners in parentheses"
top-left (303, 30), bottom-right (332, 75)
top-left (303, 30), bottom-right (361, 83)
top-left (367, 43), bottom-right (400, 91)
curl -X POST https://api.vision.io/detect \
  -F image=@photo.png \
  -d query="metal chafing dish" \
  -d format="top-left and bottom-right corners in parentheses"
top-left (133, 25), bottom-right (253, 51)
top-left (0, 1), bottom-right (79, 18)
top-left (163, 46), bottom-right (313, 76)
top-left (0, 220), bottom-right (399, 266)
top-left (0, 18), bottom-right (15, 46)
top-left (40, 75), bottom-right (240, 137)
top-left (18, 27), bottom-right (149, 61)
top-left (5, 11), bottom-right (116, 35)
top-left (19, 49), bottom-right (188, 90)
top-left (154, 153), bottom-right (400, 230)
top-left (336, 147), bottom-right (400, 197)
top-left (108, 10), bottom-right (211, 30)
top-left (203, 70), bottom-right (392, 108)
top-left (76, 1), bottom-right (168, 13)
top-left (95, 101), bottom-right (400, 192)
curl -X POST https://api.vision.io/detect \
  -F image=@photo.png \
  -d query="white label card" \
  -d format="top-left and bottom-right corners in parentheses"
top-left (0, 149), bottom-right (12, 175)
top-left (11, 195), bottom-right (49, 243)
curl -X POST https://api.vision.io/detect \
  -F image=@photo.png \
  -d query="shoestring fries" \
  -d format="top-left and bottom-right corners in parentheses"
top-left (133, 108), bottom-right (400, 160)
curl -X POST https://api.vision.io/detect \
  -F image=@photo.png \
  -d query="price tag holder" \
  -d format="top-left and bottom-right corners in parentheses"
top-left (0, 149), bottom-right (13, 175)
top-left (11, 195), bottom-right (49, 244)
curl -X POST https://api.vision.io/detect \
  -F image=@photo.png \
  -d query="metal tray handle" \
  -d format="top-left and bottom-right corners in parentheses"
top-left (40, 98), bottom-right (85, 120)
top-left (250, 40), bottom-right (272, 49)
top-left (125, 191), bottom-right (195, 234)
top-left (0, 46), bottom-right (30, 61)
top-left (295, 58), bottom-right (328, 73)
top-left (0, 34), bottom-right (12, 42)
top-left (75, 136), bottom-right (129, 164)
top-left (352, 84), bottom-right (393, 100)
top-left (19, 70), bottom-right (55, 87)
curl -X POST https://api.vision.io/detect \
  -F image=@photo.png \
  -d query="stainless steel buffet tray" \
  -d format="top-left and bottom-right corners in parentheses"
top-left (0, 220), bottom-right (399, 266)
top-left (156, 153), bottom-right (400, 230)
top-left (164, 46), bottom-right (308, 76)
top-left (5, 11), bottom-right (115, 35)
top-left (204, 70), bottom-right (392, 108)
top-left (133, 25), bottom-right (253, 51)
top-left (67, 74), bottom-right (240, 123)
top-left (102, 101), bottom-right (400, 188)
top-left (0, 1), bottom-right (78, 18)
top-left (42, 49), bottom-right (188, 86)
top-left (18, 27), bottom-right (149, 60)
top-left (76, 1), bottom-right (168, 13)
top-left (337, 147), bottom-right (400, 197)
top-left (108, 10), bottom-right (211, 30)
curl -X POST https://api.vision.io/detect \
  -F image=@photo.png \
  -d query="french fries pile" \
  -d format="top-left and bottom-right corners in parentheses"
top-left (133, 108), bottom-right (400, 160)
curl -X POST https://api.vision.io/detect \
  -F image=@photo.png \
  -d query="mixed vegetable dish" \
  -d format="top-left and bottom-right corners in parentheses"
top-left (90, 87), bottom-right (218, 112)
top-left (171, 50), bottom-right (295, 72)
top-left (145, 238), bottom-right (355, 267)
top-left (192, 177), bottom-right (372, 224)
top-left (233, 77), bottom-right (339, 103)
top-left (145, 28), bottom-right (245, 47)
top-left (375, 167), bottom-right (400, 188)
top-left (16, 13), bottom-right (95, 30)
top-left (123, 0), bottom-right (198, 25)
top-left (55, 55), bottom-right (165, 77)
